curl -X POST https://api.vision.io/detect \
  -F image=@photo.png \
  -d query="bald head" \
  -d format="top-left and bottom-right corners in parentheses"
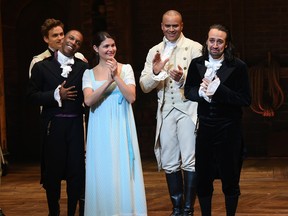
top-left (162, 10), bottom-right (182, 22)
top-left (161, 10), bottom-right (183, 42)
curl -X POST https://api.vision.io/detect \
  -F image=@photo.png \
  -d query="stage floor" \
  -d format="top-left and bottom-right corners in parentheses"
top-left (1, 157), bottom-right (288, 216)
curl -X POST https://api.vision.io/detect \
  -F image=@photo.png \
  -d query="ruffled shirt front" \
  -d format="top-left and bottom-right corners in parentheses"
top-left (199, 55), bottom-right (223, 102)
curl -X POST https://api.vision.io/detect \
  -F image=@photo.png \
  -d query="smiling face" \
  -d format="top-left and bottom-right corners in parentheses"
top-left (60, 30), bottom-right (83, 57)
top-left (43, 26), bottom-right (64, 50)
top-left (206, 28), bottom-right (227, 59)
top-left (161, 13), bottom-right (183, 42)
top-left (93, 37), bottom-right (117, 61)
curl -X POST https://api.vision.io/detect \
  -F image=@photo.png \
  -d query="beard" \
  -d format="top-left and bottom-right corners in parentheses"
top-left (209, 49), bottom-right (224, 59)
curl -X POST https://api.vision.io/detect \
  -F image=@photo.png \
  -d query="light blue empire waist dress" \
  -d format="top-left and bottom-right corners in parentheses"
top-left (83, 64), bottom-right (147, 216)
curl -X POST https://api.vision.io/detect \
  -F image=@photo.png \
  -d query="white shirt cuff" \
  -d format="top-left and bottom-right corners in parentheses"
top-left (152, 71), bottom-right (169, 81)
top-left (54, 85), bottom-right (62, 107)
top-left (199, 87), bottom-right (212, 103)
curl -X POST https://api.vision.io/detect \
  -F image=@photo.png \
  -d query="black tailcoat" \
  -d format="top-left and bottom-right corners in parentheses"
top-left (184, 56), bottom-right (251, 197)
top-left (27, 54), bottom-right (89, 214)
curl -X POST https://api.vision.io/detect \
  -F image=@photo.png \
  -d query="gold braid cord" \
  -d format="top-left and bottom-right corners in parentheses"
top-left (249, 57), bottom-right (285, 117)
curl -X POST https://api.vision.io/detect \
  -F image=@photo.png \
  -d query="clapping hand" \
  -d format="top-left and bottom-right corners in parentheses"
top-left (106, 58), bottom-right (118, 80)
top-left (152, 52), bottom-right (169, 75)
top-left (169, 65), bottom-right (183, 82)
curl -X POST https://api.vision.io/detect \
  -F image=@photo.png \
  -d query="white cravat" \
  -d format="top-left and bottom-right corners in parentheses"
top-left (54, 51), bottom-right (75, 107)
top-left (199, 56), bottom-right (223, 102)
top-left (204, 60), bottom-right (222, 80)
top-left (60, 58), bottom-right (74, 78)
top-left (57, 51), bottom-right (75, 78)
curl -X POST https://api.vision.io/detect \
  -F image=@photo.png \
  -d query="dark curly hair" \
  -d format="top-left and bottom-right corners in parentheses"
top-left (202, 24), bottom-right (235, 62)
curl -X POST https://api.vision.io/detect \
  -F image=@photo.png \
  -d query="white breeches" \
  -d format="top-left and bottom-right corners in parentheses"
top-left (159, 108), bottom-right (196, 173)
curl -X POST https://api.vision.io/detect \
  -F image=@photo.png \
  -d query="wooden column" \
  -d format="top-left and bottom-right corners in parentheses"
top-left (0, 7), bottom-right (8, 154)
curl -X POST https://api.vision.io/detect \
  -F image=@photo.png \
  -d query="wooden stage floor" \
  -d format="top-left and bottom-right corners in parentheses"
top-left (1, 157), bottom-right (288, 216)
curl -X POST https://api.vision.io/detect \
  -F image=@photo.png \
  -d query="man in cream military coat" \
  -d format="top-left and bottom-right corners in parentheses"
top-left (140, 10), bottom-right (202, 216)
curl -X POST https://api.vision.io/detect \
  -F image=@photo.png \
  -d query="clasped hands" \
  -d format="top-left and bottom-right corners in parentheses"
top-left (152, 52), bottom-right (183, 82)
top-left (200, 75), bottom-right (219, 96)
top-left (106, 58), bottom-right (118, 81)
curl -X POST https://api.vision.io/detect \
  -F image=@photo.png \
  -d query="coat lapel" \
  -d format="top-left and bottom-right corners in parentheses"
top-left (48, 57), bottom-right (81, 82)
top-left (216, 61), bottom-right (235, 82)
top-left (196, 61), bottom-right (207, 78)
top-left (49, 58), bottom-right (63, 80)
top-left (196, 56), bottom-right (236, 82)
top-left (67, 59), bottom-right (82, 82)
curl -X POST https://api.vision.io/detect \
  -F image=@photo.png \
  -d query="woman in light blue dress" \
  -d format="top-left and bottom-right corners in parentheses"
top-left (82, 31), bottom-right (147, 216)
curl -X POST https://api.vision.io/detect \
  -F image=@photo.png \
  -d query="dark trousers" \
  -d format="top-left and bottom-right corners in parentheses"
top-left (196, 117), bottom-right (243, 197)
top-left (42, 116), bottom-right (85, 216)
top-left (196, 118), bottom-right (243, 216)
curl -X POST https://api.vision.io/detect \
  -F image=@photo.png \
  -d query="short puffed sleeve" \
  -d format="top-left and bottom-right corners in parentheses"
top-left (122, 64), bottom-right (136, 86)
top-left (82, 69), bottom-right (93, 90)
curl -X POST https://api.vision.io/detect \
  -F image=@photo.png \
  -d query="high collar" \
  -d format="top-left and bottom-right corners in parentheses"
top-left (162, 32), bottom-right (184, 47)
top-left (57, 51), bottom-right (74, 65)
top-left (208, 54), bottom-right (224, 63)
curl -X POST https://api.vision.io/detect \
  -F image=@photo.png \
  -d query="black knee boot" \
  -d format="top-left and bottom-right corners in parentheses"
top-left (225, 195), bottom-right (239, 216)
top-left (198, 196), bottom-right (212, 216)
top-left (166, 171), bottom-right (183, 216)
top-left (183, 171), bottom-right (197, 216)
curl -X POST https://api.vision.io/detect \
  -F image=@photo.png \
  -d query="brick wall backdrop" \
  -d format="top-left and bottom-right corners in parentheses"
top-left (1, 0), bottom-right (288, 161)
top-left (129, 0), bottom-right (288, 158)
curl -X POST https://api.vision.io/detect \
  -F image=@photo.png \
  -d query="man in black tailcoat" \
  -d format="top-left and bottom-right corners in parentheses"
top-left (184, 24), bottom-right (251, 216)
top-left (27, 30), bottom-right (88, 216)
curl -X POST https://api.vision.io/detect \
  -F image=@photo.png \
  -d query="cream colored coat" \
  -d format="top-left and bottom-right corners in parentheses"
top-left (139, 33), bottom-right (202, 170)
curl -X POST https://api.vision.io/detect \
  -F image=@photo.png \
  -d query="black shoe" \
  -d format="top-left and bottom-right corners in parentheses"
top-left (48, 212), bottom-right (60, 216)
top-left (170, 208), bottom-right (182, 216)
top-left (182, 209), bottom-right (193, 216)
top-left (0, 208), bottom-right (6, 216)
